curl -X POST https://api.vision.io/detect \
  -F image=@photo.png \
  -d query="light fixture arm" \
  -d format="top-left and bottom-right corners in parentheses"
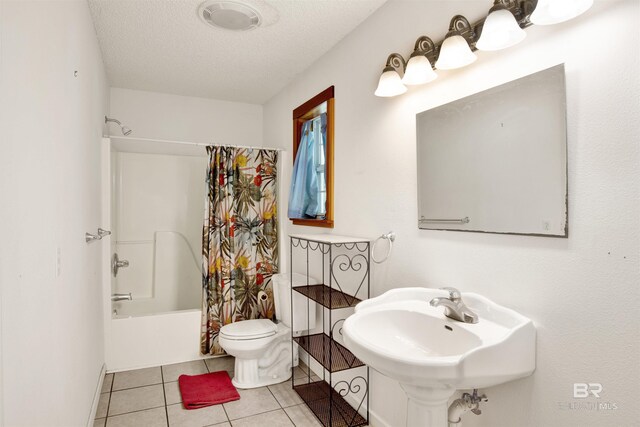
top-left (480, 0), bottom-right (535, 29)
top-left (447, 15), bottom-right (477, 48)
top-left (384, 53), bottom-right (407, 73)
top-left (411, 36), bottom-right (438, 66)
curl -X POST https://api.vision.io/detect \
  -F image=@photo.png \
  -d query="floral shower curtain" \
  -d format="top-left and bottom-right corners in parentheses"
top-left (200, 146), bottom-right (279, 355)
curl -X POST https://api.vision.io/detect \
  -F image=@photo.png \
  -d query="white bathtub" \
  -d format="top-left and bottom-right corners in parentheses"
top-left (107, 231), bottom-right (205, 371)
top-left (107, 308), bottom-right (206, 372)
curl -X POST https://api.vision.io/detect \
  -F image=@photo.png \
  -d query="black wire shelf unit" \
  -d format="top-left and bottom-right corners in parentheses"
top-left (290, 235), bottom-right (370, 427)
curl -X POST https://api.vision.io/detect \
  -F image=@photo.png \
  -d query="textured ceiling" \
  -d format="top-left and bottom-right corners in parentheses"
top-left (88, 0), bottom-right (388, 104)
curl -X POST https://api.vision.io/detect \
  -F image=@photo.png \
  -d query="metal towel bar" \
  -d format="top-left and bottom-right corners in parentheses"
top-left (420, 216), bottom-right (470, 224)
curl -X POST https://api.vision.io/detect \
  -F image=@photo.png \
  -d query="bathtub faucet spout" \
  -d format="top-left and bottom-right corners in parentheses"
top-left (111, 293), bottom-right (132, 302)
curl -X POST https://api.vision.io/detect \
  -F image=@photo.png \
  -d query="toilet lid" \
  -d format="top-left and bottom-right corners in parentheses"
top-left (220, 319), bottom-right (277, 340)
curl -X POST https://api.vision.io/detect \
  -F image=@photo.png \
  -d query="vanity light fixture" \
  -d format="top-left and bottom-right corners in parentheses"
top-left (374, 0), bottom-right (593, 97)
top-left (402, 36), bottom-right (438, 86)
top-left (476, 1), bottom-right (526, 51)
top-left (530, 0), bottom-right (594, 25)
top-left (374, 53), bottom-right (407, 97)
top-left (435, 16), bottom-right (477, 70)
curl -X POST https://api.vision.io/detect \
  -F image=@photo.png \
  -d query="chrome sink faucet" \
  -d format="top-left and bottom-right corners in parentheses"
top-left (430, 287), bottom-right (478, 324)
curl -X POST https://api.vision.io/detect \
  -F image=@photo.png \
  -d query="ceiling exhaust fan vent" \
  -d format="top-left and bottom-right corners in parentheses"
top-left (199, 0), bottom-right (262, 31)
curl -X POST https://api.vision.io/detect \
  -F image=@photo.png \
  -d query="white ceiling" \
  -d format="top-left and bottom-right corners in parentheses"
top-left (88, 0), bottom-right (388, 104)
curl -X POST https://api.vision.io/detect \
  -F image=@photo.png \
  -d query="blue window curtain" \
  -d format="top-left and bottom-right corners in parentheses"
top-left (288, 113), bottom-right (327, 219)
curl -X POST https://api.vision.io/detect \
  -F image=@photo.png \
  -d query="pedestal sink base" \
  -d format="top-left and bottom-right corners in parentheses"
top-left (401, 384), bottom-right (454, 427)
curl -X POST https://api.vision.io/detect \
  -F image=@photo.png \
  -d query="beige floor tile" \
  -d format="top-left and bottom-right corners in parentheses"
top-left (208, 423), bottom-right (231, 427)
top-left (293, 366), bottom-right (307, 378)
top-left (292, 365), bottom-right (307, 379)
top-left (223, 387), bottom-right (280, 420)
top-left (165, 381), bottom-right (182, 405)
top-left (167, 402), bottom-right (228, 427)
top-left (292, 363), bottom-right (317, 380)
top-left (268, 381), bottom-right (303, 408)
top-left (96, 393), bottom-right (110, 419)
top-left (102, 374), bottom-right (114, 393)
top-left (204, 356), bottom-right (235, 375)
top-left (108, 384), bottom-right (165, 416)
top-left (113, 367), bottom-right (162, 391)
top-left (94, 418), bottom-right (106, 427)
top-left (106, 407), bottom-right (167, 427)
top-left (284, 404), bottom-right (322, 427)
top-left (163, 360), bottom-right (208, 383)
top-left (230, 409), bottom-right (293, 427)
top-left (293, 374), bottom-right (321, 386)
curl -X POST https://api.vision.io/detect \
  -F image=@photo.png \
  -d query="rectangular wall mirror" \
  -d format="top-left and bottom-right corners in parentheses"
top-left (416, 64), bottom-right (568, 237)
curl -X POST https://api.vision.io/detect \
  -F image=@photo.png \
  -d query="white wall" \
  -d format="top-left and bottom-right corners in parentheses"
top-left (264, 1), bottom-right (640, 426)
top-left (0, 1), bottom-right (109, 426)
top-left (110, 87), bottom-right (263, 146)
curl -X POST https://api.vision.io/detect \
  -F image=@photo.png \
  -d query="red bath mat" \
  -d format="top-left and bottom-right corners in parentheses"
top-left (178, 371), bottom-right (240, 409)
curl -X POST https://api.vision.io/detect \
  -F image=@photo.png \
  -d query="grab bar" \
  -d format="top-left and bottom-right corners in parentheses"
top-left (420, 216), bottom-right (470, 224)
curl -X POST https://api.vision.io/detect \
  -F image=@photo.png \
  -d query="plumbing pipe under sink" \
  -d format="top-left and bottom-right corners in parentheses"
top-left (448, 390), bottom-right (488, 426)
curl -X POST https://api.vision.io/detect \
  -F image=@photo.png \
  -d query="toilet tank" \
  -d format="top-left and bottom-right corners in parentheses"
top-left (272, 273), bottom-right (316, 333)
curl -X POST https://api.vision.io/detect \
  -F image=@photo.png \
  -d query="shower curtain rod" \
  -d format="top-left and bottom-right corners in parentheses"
top-left (107, 135), bottom-right (284, 151)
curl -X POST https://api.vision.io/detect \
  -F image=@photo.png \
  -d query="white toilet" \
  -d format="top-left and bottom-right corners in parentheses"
top-left (219, 273), bottom-right (316, 389)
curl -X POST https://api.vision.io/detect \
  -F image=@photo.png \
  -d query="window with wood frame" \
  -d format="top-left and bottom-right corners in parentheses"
top-left (288, 86), bottom-right (334, 228)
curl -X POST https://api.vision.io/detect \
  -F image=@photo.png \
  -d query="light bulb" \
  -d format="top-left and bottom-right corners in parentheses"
top-left (530, 0), bottom-right (593, 25)
top-left (435, 34), bottom-right (477, 70)
top-left (402, 55), bottom-right (438, 86)
top-left (375, 68), bottom-right (407, 97)
top-left (476, 8), bottom-right (526, 51)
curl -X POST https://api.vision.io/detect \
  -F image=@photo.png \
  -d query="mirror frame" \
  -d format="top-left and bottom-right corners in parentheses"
top-left (290, 86), bottom-right (334, 228)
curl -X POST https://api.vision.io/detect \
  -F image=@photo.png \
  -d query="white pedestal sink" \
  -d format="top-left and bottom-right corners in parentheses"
top-left (343, 288), bottom-right (536, 427)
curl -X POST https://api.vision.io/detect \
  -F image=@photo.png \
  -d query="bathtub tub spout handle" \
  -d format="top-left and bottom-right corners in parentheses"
top-left (111, 293), bottom-right (132, 302)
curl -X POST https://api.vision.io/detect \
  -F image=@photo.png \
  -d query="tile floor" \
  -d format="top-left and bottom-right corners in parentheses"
top-left (95, 357), bottom-right (322, 427)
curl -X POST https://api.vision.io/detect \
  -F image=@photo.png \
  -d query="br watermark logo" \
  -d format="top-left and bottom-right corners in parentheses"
top-left (557, 383), bottom-right (618, 411)
top-left (573, 383), bottom-right (602, 398)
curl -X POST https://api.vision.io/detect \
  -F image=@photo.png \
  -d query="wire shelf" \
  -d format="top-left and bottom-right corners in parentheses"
top-left (294, 333), bottom-right (364, 373)
top-left (293, 381), bottom-right (368, 427)
top-left (293, 284), bottom-right (361, 309)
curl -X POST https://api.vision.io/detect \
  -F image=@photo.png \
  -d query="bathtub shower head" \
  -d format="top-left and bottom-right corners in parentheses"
top-left (105, 116), bottom-right (132, 136)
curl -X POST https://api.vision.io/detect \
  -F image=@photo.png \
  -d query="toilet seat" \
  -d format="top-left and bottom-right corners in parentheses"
top-left (220, 319), bottom-right (277, 340)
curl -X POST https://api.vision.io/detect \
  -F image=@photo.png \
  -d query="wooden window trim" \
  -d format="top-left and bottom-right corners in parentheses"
top-left (290, 86), bottom-right (334, 228)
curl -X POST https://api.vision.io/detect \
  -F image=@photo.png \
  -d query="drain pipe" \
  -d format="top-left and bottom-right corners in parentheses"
top-left (448, 390), bottom-right (488, 426)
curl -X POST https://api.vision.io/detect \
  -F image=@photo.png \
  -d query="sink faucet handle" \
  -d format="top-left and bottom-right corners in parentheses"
top-left (469, 389), bottom-right (488, 403)
top-left (440, 287), bottom-right (461, 300)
